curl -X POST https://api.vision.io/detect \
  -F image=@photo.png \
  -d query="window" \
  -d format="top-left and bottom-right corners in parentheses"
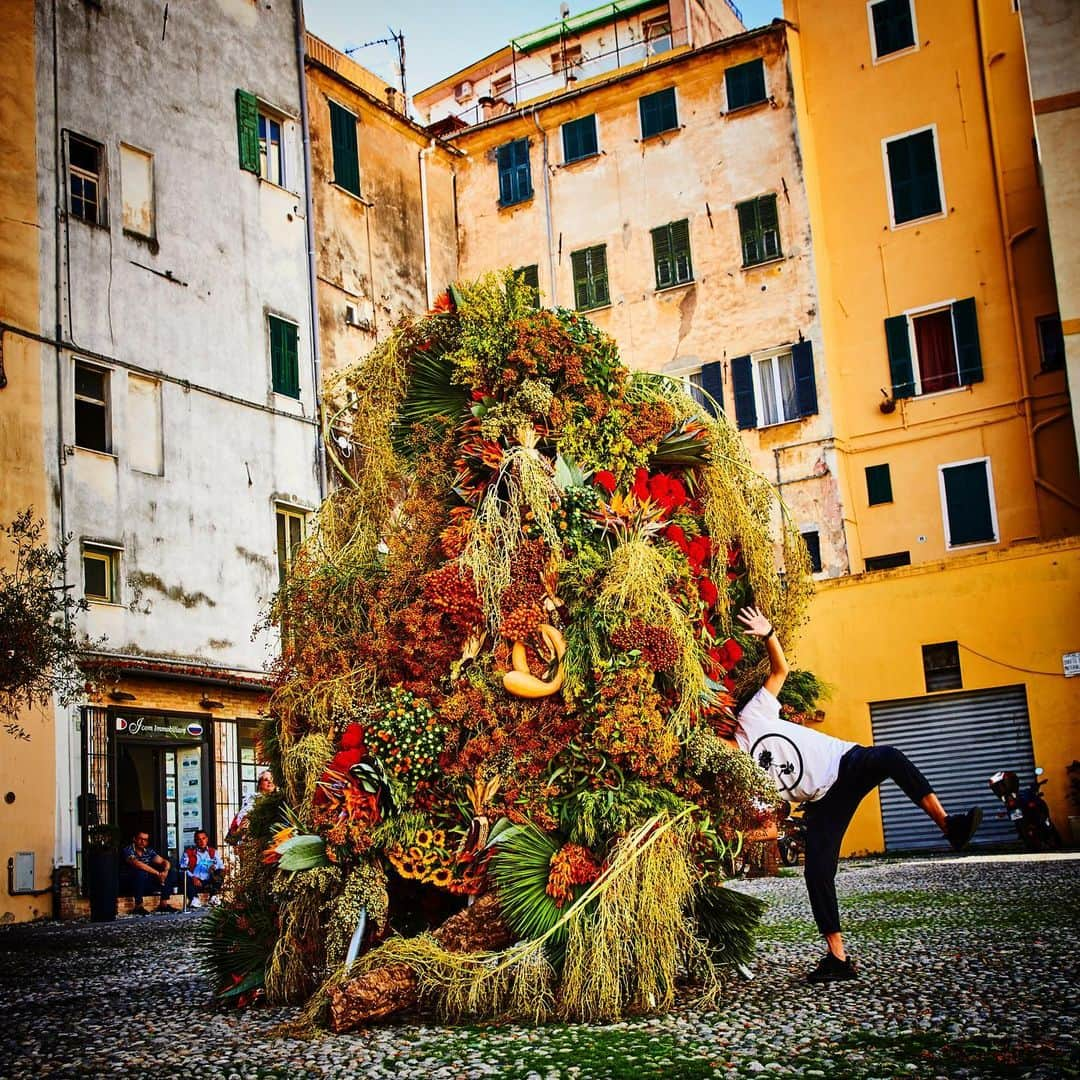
top-left (737, 195), bottom-right (781, 267)
top-left (562, 116), bottom-right (598, 163)
top-left (1037, 314), bottom-right (1065, 372)
top-left (651, 219), bottom-right (693, 289)
top-left (550, 44), bottom-right (582, 75)
top-left (74, 361), bottom-right (110, 452)
top-left (268, 315), bottom-right (300, 398)
top-left (864, 551), bottom-right (911, 571)
top-left (258, 113), bottom-right (283, 186)
top-left (639, 87), bottom-right (678, 139)
top-left (644, 17), bottom-right (673, 54)
top-left (801, 530), bottom-right (823, 574)
top-left (119, 144), bottom-right (154, 238)
top-left (68, 133), bottom-right (105, 225)
top-left (127, 375), bottom-right (163, 475)
top-left (865, 463), bottom-right (893, 506)
top-left (516, 264), bottom-right (541, 307)
top-left (940, 458), bottom-right (997, 548)
top-left (497, 138), bottom-right (532, 206)
top-left (328, 100), bottom-right (361, 197)
top-left (725, 58), bottom-right (767, 111)
top-left (83, 545), bottom-right (119, 603)
top-left (730, 342), bottom-right (817, 430)
top-left (922, 641), bottom-right (961, 692)
top-left (870, 0), bottom-right (917, 60)
top-left (275, 507), bottom-right (306, 586)
top-left (571, 245), bottom-right (609, 311)
top-left (492, 75), bottom-right (514, 99)
top-left (884, 297), bottom-right (982, 398)
top-left (884, 127), bottom-right (943, 225)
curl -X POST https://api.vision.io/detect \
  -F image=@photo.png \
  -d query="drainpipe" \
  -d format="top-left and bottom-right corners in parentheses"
top-left (295, 0), bottom-right (326, 499)
top-left (531, 108), bottom-right (557, 306)
top-left (972, 0), bottom-right (1079, 517)
top-left (418, 139), bottom-right (436, 310)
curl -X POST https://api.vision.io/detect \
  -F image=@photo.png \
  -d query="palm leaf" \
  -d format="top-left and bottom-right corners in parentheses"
top-left (649, 420), bottom-right (710, 470)
top-left (393, 349), bottom-right (469, 454)
top-left (277, 834), bottom-right (329, 871)
top-left (692, 883), bottom-right (765, 967)
top-left (489, 825), bottom-right (568, 945)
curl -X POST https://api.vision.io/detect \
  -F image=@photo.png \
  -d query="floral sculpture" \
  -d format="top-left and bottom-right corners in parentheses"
top-left (201, 272), bottom-right (815, 1027)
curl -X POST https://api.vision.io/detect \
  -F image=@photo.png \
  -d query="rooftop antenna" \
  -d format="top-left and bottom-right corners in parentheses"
top-left (345, 27), bottom-right (407, 105)
top-left (560, 2), bottom-right (570, 16)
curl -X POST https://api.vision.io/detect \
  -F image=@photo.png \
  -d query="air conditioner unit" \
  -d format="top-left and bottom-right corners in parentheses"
top-left (344, 304), bottom-right (371, 331)
top-left (454, 79), bottom-right (474, 103)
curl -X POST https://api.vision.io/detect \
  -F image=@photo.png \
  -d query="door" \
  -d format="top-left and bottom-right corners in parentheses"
top-left (869, 684), bottom-right (1035, 850)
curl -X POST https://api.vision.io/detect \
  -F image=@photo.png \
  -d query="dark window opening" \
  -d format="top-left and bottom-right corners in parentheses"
top-left (639, 87), bottom-right (678, 139)
top-left (942, 460), bottom-right (995, 546)
top-left (68, 133), bottom-right (105, 225)
top-left (886, 128), bottom-right (942, 224)
top-left (516, 264), bottom-right (541, 307)
top-left (864, 551), bottom-right (911, 571)
top-left (922, 640), bottom-right (962, 692)
top-left (871, 0), bottom-right (916, 58)
top-left (1037, 314), bottom-right (1065, 372)
top-left (801, 530), bottom-right (823, 573)
top-left (725, 58), bottom-right (767, 111)
top-left (562, 115), bottom-right (598, 163)
top-left (866, 463), bottom-right (893, 505)
top-left (75, 361), bottom-right (110, 452)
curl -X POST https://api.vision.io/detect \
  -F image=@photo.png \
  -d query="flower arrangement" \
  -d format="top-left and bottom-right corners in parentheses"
top-left (205, 272), bottom-right (815, 1025)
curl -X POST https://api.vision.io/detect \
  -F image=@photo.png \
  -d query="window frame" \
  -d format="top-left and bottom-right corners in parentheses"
top-left (268, 313), bottom-right (301, 399)
top-left (801, 530), bottom-right (823, 574)
top-left (938, 456), bottom-right (999, 550)
top-left (751, 347), bottom-right (800, 428)
top-left (82, 543), bottom-right (121, 604)
top-left (561, 114), bottom-right (599, 165)
top-left (867, 0), bottom-right (919, 63)
top-left (882, 123), bottom-right (946, 229)
top-left (638, 86), bottom-right (679, 140)
top-left (275, 505), bottom-right (308, 587)
top-left (901, 298), bottom-right (961, 397)
top-left (1036, 313), bottom-right (1065, 373)
top-left (736, 194), bottom-right (782, 268)
top-left (643, 16), bottom-right (673, 55)
top-left (515, 264), bottom-right (541, 307)
top-left (73, 359), bottom-right (112, 454)
top-left (651, 218), bottom-right (694, 290)
top-left (327, 98), bottom-right (361, 198)
top-left (570, 244), bottom-right (610, 312)
top-left (724, 57), bottom-right (768, 112)
top-left (66, 131), bottom-right (107, 227)
top-left (865, 463), bottom-right (894, 506)
top-left (922, 640), bottom-right (962, 692)
top-left (496, 137), bottom-right (533, 207)
top-left (257, 108), bottom-right (285, 188)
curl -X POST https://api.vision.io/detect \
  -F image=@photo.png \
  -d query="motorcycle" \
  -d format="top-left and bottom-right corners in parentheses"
top-left (988, 766), bottom-right (1063, 851)
top-left (777, 802), bottom-right (807, 867)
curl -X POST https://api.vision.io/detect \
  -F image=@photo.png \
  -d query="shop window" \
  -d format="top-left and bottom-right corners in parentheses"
top-left (870, 0), bottom-right (917, 60)
top-left (864, 551), bottom-right (911, 571)
top-left (730, 343), bottom-right (817, 430)
top-left (1037, 314), bottom-right (1065, 372)
top-left (725, 58), bottom-right (767, 111)
top-left (922, 640), bottom-right (961, 692)
top-left (885, 298), bottom-right (982, 398)
top-left (562, 115), bottom-right (598, 163)
top-left (275, 506), bottom-right (306, 586)
top-left (497, 138), bottom-right (532, 206)
top-left (801, 530), bottom-right (823, 573)
top-left (866, 463), bottom-right (893, 505)
top-left (639, 87), bottom-right (678, 139)
top-left (67, 132), bottom-right (106, 226)
top-left (328, 100), bottom-right (361, 196)
top-left (269, 314), bottom-right (300, 398)
top-left (74, 361), bottom-right (111, 452)
top-left (884, 126), bottom-right (943, 225)
top-left (737, 194), bottom-right (781, 267)
top-left (651, 219), bottom-right (693, 289)
top-left (83, 544), bottom-right (119, 603)
top-left (570, 244), bottom-right (609, 311)
top-left (940, 458), bottom-right (997, 548)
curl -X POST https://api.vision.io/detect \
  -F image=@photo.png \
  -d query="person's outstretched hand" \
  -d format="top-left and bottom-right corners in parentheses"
top-left (737, 605), bottom-right (772, 637)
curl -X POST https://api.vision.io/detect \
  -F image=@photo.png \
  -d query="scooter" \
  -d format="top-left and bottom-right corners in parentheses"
top-left (777, 802), bottom-right (807, 867)
top-left (988, 766), bottom-right (1063, 851)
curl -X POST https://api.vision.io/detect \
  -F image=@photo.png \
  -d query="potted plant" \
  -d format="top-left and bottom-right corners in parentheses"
top-left (84, 823), bottom-right (123, 922)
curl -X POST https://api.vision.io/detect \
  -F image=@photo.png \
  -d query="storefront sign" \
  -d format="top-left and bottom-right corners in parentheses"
top-left (115, 714), bottom-right (206, 740)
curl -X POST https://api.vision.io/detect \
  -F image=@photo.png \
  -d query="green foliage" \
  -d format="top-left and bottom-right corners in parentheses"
top-left (778, 668), bottom-right (833, 717)
top-left (488, 825), bottom-right (568, 946)
top-left (692, 884), bottom-right (765, 968)
top-left (555, 780), bottom-right (693, 848)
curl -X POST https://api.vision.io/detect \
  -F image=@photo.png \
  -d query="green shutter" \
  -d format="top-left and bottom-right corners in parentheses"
top-left (270, 316), bottom-right (300, 398)
top-left (571, 249), bottom-right (590, 310)
top-left (952, 297), bottom-right (983, 385)
top-left (943, 462), bottom-right (995, 545)
top-left (865, 463), bottom-right (893, 506)
top-left (590, 245), bottom-right (609, 306)
top-left (329, 101), bottom-right (360, 196)
top-left (885, 314), bottom-right (915, 399)
top-left (731, 355), bottom-right (757, 429)
top-left (236, 90), bottom-right (260, 174)
top-left (670, 218), bottom-right (692, 282)
top-left (726, 59), bottom-right (766, 110)
top-left (737, 200), bottom-right (758, 265)
top-left (652, 225), bottom-right (673, 288)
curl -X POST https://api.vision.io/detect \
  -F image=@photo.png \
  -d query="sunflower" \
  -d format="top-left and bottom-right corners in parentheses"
top-left (406, 845), bottom-right (424, 861)
top-left (430, 867), bottom-right (453, 888)
top-left (398, 859), bottom-right (419, 879)
top-left (431, 830), bottom-right (446, 847)
top-left (415, 829), bottom-right (433, 847)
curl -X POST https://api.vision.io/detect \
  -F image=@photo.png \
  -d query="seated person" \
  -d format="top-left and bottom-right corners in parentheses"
top-left (121, 831), bottom-right (176, 915)
top-left (178, 829), bottom-right (224, 908)
top-left (226, 770), bottom-right (275, 844)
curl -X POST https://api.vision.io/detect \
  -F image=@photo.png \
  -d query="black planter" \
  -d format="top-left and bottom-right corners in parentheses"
top-left (85, 849), bottom-right (119, 922)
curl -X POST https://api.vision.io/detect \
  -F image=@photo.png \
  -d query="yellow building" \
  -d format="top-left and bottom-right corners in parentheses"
top-left (0, 2), bottom-right (56, 923)
top-left (305, 34), bottom-right (459, 379)
top-left (784, 0), bottom-right (1080, 851)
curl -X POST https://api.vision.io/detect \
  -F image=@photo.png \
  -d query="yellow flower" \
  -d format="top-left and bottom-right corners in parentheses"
top-left (430, 867), bottom-right (452, 888)
top-left (415, 829), bottom-right (433, 847)
top-left (431, 830), bottom-right (446, 847)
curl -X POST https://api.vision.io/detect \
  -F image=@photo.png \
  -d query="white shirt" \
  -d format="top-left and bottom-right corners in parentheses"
top-left (735, 686), bottom-right (856, 803)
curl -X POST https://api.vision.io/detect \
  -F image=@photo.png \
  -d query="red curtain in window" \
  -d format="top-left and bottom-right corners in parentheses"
top-left (913, 310), bottom-right (958, 393)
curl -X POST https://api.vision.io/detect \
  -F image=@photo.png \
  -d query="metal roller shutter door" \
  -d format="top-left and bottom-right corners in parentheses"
top-left (869, 684), bottom-right (1034, 851)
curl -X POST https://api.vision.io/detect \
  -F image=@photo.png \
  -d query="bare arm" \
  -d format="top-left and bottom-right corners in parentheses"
top-left (737, 605), bottom-right (789, 697)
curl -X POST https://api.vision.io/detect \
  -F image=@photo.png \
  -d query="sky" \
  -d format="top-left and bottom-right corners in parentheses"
top-left (302, 0), bottom-right (784, 100)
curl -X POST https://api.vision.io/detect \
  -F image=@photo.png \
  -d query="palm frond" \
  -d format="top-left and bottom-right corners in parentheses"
top-left (692, 883), bottom-right (766, 968)
top-left (488, 825), bottom-right (567, 944)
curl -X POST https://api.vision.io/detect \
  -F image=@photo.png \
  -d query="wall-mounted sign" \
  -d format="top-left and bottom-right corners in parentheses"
top-left (1064, 652), bottom-right (1080, 678)
top-left (115, 714), bottom-right (207, 740)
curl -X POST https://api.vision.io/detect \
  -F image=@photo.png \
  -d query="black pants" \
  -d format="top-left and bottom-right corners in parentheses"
top-left (802, 745), bottom-right (934, 936)
top-left (130, 867), bottom-right (178, 905)
top-left (180, 869), bottom-right (223, 897)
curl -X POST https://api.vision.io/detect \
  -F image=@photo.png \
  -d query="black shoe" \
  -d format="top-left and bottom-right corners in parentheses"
top-left (945, 807), bottom-right (983, 852)
top-left (131, 904), bottom-right (149, 916)
top-left (805, 951), bottom-right (859, 984)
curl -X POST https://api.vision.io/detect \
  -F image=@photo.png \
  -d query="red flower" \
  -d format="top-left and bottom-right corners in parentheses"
top-left (330, 748), bottom-right (364, 772)
top-left (664, 524), bottom-right (688, 551)
top-left (723, 676), bottom-right (735, 691)
top-left (686, 536), bottom-right (710, 571)
top-left (723, 638), bottom-right (744, 665)
top-left (648, 473), bottom-right (687, 511)
top-left (633, 467), bottom-right (650, 502)
top-left (698, 577), bottom-right (719, 607)
top-left (340, 723), bottom-right (365, 751)
top-left (593, 470), bottom-right (617, 495)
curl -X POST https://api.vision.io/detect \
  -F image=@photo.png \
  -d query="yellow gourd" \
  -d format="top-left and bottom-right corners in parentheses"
top-left (502, 624), bottom-right (566, 698)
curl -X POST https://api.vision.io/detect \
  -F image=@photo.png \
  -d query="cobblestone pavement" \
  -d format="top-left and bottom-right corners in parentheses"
top-left (1, 853), bottom-right (1078, 1080)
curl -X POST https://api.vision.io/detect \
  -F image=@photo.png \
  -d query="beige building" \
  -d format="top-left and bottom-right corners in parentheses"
top-left (1019, 0), bottom-right (1080, 463)
top-left (418, 20), bottom-right (849, 578)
